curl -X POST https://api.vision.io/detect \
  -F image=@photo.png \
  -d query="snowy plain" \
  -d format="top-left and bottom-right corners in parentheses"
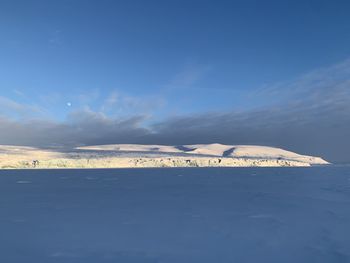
top-left (1, 166), bottom-right (349, 262)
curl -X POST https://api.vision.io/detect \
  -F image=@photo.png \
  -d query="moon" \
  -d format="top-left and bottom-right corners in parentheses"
top-left (67, 102), bottom-right (72, 107)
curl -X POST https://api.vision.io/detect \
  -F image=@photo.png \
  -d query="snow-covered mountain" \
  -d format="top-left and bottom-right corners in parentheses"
top-left (77, 143), bottom-right (329, 165)
top-left (0, 143), bottom-right (329, 169)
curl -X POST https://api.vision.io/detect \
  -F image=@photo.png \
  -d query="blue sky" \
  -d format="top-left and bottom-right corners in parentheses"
top-left (0, 0), bottom-right (350, 162)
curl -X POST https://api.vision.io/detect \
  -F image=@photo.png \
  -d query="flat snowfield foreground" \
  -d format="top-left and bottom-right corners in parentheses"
top-left (0, 167), bottom-right (349, 262)
top-left (0, 144), bottom-right (329, 168)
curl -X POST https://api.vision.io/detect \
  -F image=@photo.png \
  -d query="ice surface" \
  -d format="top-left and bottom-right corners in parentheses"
top-left (0, 167), bottom-right (349, 262)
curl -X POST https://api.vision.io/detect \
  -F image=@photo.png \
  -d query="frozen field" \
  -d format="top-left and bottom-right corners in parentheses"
top-left (1, 167), bottom-right (350, 262)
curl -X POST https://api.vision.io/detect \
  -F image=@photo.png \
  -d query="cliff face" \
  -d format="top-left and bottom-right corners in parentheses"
top-left (112, 157), bottom-right (311, 168)
top-left (2, 157), bottom-right (310, 169)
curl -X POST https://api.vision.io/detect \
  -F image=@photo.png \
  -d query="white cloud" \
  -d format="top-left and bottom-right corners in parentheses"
top-left (164, 62), bottom-right (211, 90)
top-left (0, 96), bottom-right (45, 118)
top-left (100, 90), bottom-right (165, 116)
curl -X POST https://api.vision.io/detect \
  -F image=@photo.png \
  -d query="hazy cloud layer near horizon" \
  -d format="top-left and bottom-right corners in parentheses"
top-left (0, 59), bottom-right (350, 163)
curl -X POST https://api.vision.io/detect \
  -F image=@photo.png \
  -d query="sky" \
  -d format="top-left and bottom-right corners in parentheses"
top-left (0, 0), bottom-right (350, 163)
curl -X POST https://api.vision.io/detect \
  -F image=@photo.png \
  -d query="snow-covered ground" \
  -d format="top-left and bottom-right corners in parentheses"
top-left (0, 143), bottom-right (329, 169)
top-left (0, 167), bottom-right (349, 262)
